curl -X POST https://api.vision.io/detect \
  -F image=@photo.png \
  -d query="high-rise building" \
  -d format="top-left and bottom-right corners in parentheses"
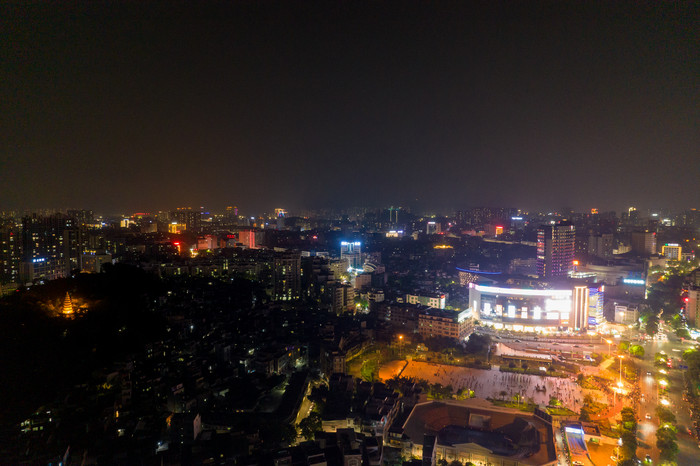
top-left (20, 214), bottom-right (79, 283)
top-left (686, 288), bottom-right (700, 328)
top-left (340, 241), bottom-right (362, 270)
top-left (537, 222), bottom-right (575, 279)
top-left (0, 219), bottom-right (21, 286)
top-left (573, 286), bottom-right (589, 331)
top-left (587, 233), bottom-right (614, 259)
top-left (630, 231), bottom-right (657, 256)
top-left (67, 209), bottom-right (95, 226)
top-left (588, 286), bottom-right (605, 327)
top-left (273, 251), bottom-right (301, 301)
top-left (171, 208), bottom-right (202, 234)
top-left (661, 243), bottom-right (682, 261)
top-left (426, 221), bottom-right (441, 235)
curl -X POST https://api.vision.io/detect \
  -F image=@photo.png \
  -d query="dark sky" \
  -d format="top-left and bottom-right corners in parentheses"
top-left (1, 1), bottom-right (698, 215)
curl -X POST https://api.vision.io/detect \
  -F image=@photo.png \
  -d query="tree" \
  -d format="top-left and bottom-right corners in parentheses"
top-left (299, 412), bottom-right (323, 440)
top-left (620, 407), bottom-right (637, 426)
top-left (464, 333), bottom-right (492, 354)
top-left (656, 405), bottom-right (677, 425)
top-left (549, 397), bottom-right (561, 406)
top-left (499, 390), bottom-right (508, 401)
top-left (620, 430), bottom-right (638, 460)
top-left (645, 315), bottom-right (659, 335)
top-left (618, 341), bottom-right (630, 352)
top-left (656, 426), bottom-right (678, 462)
top-left (579, 407), bottom-right (591, 422)
top-left (629, 345), bottom-right (645, 358)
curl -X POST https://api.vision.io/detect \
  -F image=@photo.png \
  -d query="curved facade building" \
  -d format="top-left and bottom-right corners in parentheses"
top-left (469, 283), bottom-right (597, 332)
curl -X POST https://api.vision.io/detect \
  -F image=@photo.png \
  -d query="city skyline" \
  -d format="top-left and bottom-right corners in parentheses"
top-left (1, 2), bottom-right (698, 213)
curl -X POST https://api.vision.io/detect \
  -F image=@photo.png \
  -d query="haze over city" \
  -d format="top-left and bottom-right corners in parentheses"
top-left (1, 2), bottom-right (698, 213)
top-left (1, 2), bottom-right (700, 465)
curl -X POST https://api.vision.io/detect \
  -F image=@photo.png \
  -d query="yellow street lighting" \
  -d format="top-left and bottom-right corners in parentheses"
top-left (659, 379), bottom-right (668, 387)
top-left (618, 355), bottom-right (624, 384)
top-left (660, 398), bottom-right (670, 406)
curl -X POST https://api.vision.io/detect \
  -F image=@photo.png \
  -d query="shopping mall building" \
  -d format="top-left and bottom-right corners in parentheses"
top-left (468, 282), bottom-right (604, 333)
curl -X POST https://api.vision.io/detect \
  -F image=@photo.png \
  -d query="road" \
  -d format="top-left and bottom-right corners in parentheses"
top-left (634, 334), bottom-right (697, 464)
top-left (486, 328), bottom-right (699, 463)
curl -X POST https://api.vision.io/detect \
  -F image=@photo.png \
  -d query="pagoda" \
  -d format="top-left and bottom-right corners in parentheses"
top-left (62, 292), bottom-right (75, 318)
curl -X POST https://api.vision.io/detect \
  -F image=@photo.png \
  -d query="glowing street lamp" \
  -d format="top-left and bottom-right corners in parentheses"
top-left (606, 339), bottom-right (613, 357)
top-left (660, 398), bottom-right (670, 406)
top-left (659, 379), bottom-right (668, 387)
top-left (618, 355), bottom-right (624, 385)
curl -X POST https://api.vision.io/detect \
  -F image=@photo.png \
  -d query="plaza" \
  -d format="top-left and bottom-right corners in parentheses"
top-left (391, 360), bottom-right (583, 411)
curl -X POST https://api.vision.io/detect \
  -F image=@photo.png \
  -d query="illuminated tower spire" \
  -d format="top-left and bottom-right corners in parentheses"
top-left (62, 292), bottom-right (74, 317)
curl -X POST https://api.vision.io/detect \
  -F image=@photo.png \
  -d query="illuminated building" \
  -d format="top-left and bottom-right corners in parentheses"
top-left (587, 233), bottom-right (613, 259)
top-left (396, 399), bottom-right (557, 465)
top-left (614, 305), bottom-right (639, 324)
top-left (686, 288), bottom-right (700, 328)
top-left (330, 283), bottom-right (355, 314)
top-left (340, 241), bottom-right (362, 270)
top-left (510, 216), bottom-right (526, 230)
top-left (630, 231), bottom-right (656, 256)
top-left (67, 209), bottom-right (94, 226)
top-left (485, 224), bottom-right (504, 236)
top-left (661, 243), bottom-right (682, 261)
top-left (81, 250), bottom-right (112, 273)
top-left (406, 293), bottom-right (446, 309)
top-left (388, 206), bottom-right (402, 224)
top-left (573, 286), bottom-right (589, 331)
top-left (536, 222), bottom-right (575, 279)
top-left (418, 308), bottom-right (473, 340)
top-left (62, 292), bottom-right (74, 318)
top-left (196, 235), bottom-right (220, 251)
top-left (468, 282), bottom-right (602, 332)
top-left (353, 272), bottom-right (372, 290)
top-left (225, 205), bottom-right (238, 217)
top-left (237, 229), bottom-right (259, 249)
top-left (426, 221), bottom-right (441, 235)
top-left (168, 222), bottom-right (185, 234)
top-left (0, 219), bottom-right (20, 286)
top-left (587, 286), bottom-right (605, 326)
top-left (273, 251), bottom-right (301, 301)
top-left (20, 214), bottom-right (79, 284)
top-left (274, 208), bottom-right (287, 218)
top-left (171, 208), bottom-right (201, 233)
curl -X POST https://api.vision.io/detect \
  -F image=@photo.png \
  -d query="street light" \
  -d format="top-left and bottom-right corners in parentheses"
top-left (618, 355), bottom-right (624, 385)
top-left (606, 339), bottom-right (613, 357)
top-left (398, 335), bottom-right (404, 358)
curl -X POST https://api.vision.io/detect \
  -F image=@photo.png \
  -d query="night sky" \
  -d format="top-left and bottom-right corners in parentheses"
top-left (1, 1), bottom-right (698, 214)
